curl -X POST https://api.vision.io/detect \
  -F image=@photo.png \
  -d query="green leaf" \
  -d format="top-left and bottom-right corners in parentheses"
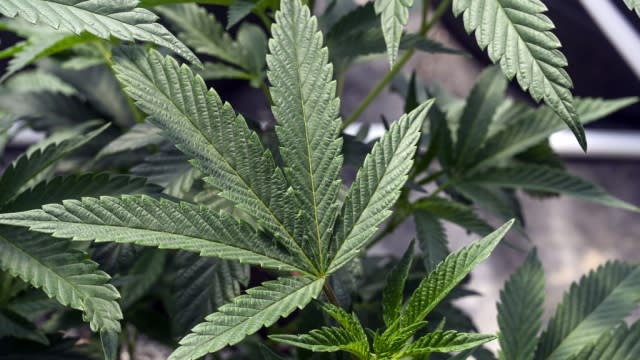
top-left (474, 97), bottom-right (637, 170)
top-left (227, 0), bottom-right (256, 29)
top-left (414, 197), bottom-right (494, 236)
top-left (159, 4), bottom-right (265, 77)
top-left (402, 330), bottom-right (497, 355)
top-left (270, 304), bottom-right (370, 358)
top-left (199, 62), bottom-right (253, 81)
top-left (329, 100), bottom-right (432, 273)
top-left (130, 147), bottom-right (198, 197)
top-left (535, 262), bottom-right (640, 360)
top-left (97, 123), bottom-right (164, 159)
top-left (158, 4), bottom-right (238, 64)
top-left (0, 0), bottom-right (199, 65)
top-left (2, 31), bottom-right (97, 81)
top-left (400, 220), bottom-right (513, 328)
top-left (455, 66), bottom-right (507, 168)
top-left (170, 276), bottom-right (324, 359)
top-left (455, 183), bottom-right (524, 233)
top-left (0, 195), bottom-right (306, 273)
top-left (268, 0), bottom-right (343, 269)
top-left (0, 123), bottom-right (108, 207)
top-left (569, 321), bottom-right (640, 360)
top-left (452, 0), bottom-right (585, 150)
top-left (374, 0), bottom-right (413, 66)
top-left (0, 226), bottom-right (122, 334)
top-left (2, 173), bottom-right (162, 212)
top-left (113, 47), bottom-right (314, 272)
top-left (497, 250), bottom-right (544, 360)
top-left (0, 309), bottom-right (48, 344)
top-left (624, 0), bottom-right (640, 16)
top-left (5, 70), bottom-right (76, 95)
top-left (467, 164), bottom-right (639, 212)
top-left (169, 252), bottom-right (249, 335)
top-left (415, 210), bottom-right (449, 273)
top-left (383, 240), bottom-right (415, 326)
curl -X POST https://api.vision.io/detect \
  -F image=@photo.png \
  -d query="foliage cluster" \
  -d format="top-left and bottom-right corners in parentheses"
top-left (0, 0), bottom-right (639, 359)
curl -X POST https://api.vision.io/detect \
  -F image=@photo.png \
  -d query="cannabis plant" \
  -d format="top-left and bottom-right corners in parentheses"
top-left (0, 0), bottom-right (639, 359)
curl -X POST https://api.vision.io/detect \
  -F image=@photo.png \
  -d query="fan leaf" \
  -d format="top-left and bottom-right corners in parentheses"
top-left (329, 100), bottom-right (433, 273)
top-left (399, 220), bottom-right (513, 329)
top-left (535, 262), bottom-right (640, 360)
top-left (0, 226), bottom-right (122, 334)
top-left (170, 276), bottom-right (324, 359)
top-left (402, 330), bottom-right (497, 355)
top-left (113, 47), bottom-right (315, 272)
top-left (0, 195), bottom-right (306, 273)
top-left (383, 240), bottom-right (415, 326)
top-left (268, 0), bottom-right (343, 270)
top-left (374, 0), bottom-right (413, 66)
top-left (467, 164), bottom-right (639, 212)
top-left (497, 250), bottom-right (545, 360)
top-left (452, 0), bottom-right (585, 150)
top-left (0, 0), bottom-right (199, 65)
top-left (0, 123), bottom-right (108, 207)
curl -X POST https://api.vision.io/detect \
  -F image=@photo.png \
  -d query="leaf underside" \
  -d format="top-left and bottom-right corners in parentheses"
top-left (452, 0), bottom-right (585, 150)
top-left (0, 0), bottom-right (199, 65)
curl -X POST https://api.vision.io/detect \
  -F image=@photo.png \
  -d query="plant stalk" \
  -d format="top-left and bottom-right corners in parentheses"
top-left (341, 0), bottom-right (452, 130)
top-left (323, 281), bottom-right (340, 307)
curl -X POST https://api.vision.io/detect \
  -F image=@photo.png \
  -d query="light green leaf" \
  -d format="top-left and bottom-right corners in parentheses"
top-left (414, 197), bottom-right (494, 236)
top-left (113, 47), bottom-right (314, 272)
top-left (474, 97), bottom-right (637, 170)
top-left (452, 0), bottom-right (585, 150)
top-left (0, 0), bottom-right (199, 65)
top-left (0, 123), bottom-right (108, 206)
top-left (624, 0), bottom-right (640, 16)
top-left (569, 321), bottom-right (640, 360)
top-left (415, 210), bottom-right (449, 273)
top-left (5, 70), bottom-right (76, 95)
top-left (270, 303), bottom-right (370, 358)
top-left (400, 220), bottom-right (513, 328)
top-left (0, 226), bottom-right (122, 334)
top-left (329, 100), bottom-right (432, 273)
top-left (97, 123), bottom-right (164, 159)
top-left (455, 66), bottom-right (507, 168)
top-left (374, 0), bottom-right (413, 66)
top-left (497, 250), bottom-right (544, 360)
top-left (170, 276), bottom-right (324, 359)
top-left (268, 0), bottom-right (343, 269)
top-left (535, 262), bottom-right (640, 360)
top-left (467, 164), bottom-right (639, 212)
top-left (383, 240), bottom-right (415, 326)
top-left (402, 330), bottom-right (497, 355)
top-left (0, 195), bottom-right (306, 273)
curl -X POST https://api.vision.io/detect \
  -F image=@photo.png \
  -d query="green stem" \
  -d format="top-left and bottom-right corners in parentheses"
top-left (341, 0), bottom-right (452, 131)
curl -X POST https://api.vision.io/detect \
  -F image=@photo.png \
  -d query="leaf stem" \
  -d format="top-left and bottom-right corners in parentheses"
top-left (341, 0), bottom-right (452, 131)
top-left (323, 281), bottom-right (340, 307)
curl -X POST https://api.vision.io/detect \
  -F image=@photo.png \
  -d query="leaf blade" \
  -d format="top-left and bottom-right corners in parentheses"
top-left (170, 276), bottom-right (324, 359)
